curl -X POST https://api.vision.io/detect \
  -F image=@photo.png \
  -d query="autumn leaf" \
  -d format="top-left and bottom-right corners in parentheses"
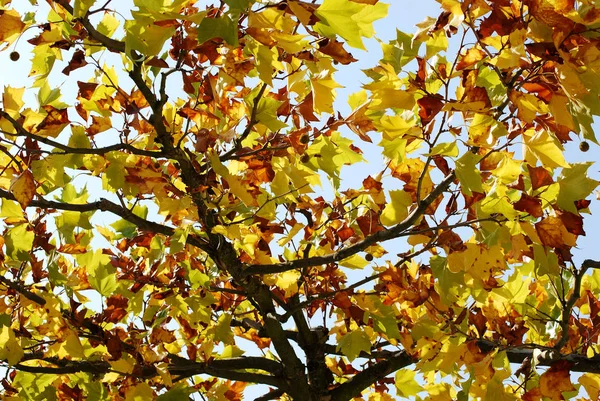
top-left (10, 170), bottom-right (36, 209)
top-left (0, 9), bottom-right (25, 44)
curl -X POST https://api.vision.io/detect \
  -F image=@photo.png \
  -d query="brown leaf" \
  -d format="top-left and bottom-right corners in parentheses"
top-left (527, 165), bottom-right (554, 190)
top-left (468, 307), bottom-right (487, 337)
top-left (296, 92), bottom-right (319, 122)
top-left (417, 95), bottom-right (444, 125)
top-left (10, 170), bottom-right (36, 209)
top-left (535, 216), bottom-right (566, 248)
top-left (62, 50), bottom-right (88, 76)
top-left (317, 39), bottom-right (358, 65)
top-left (513, 193), bottom-right (543, 218)
top-left (104, 294), bottom-right (129, 323)
top-left (356, 210), bottom-right (385, 236)
top-left (557, 210), bottom-right (585, 236)
top-left (539, 361), bottom-right (574, 401)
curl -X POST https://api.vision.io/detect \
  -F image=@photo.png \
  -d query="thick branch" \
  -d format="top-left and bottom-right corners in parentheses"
top-left (244, 171), bottom-right (456, 275)
top-left (478, 339), bottom-right (600, 374)
top-left (0, 111), bottom-right (162, 158)
top-left (329, 351), bottom-right (414, 401)
top-left (0, 189), bottom-right (211, 252)
top-left (0, 276), bottom-right (46, 305)
top-left (12, 354), bottom-right (284, 387)
top-left (54, 0), bottom-right (126, 53)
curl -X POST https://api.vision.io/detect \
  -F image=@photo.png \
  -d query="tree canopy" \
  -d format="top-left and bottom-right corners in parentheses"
top-left (2, 0), bottom-right (600, 400)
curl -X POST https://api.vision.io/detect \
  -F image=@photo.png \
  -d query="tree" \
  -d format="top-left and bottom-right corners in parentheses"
top-left (2, 0), bottom-right (600, 399)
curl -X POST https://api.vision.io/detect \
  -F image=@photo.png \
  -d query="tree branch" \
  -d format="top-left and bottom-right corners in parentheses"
top-left (244, 171), bottom-right (456, 275)
top-left (0, 276), bottom-right (46, 305)
top-left (329, 351), bottom-right (414, 401)
top-left (54, 0), bottom-right (126, 53)
top-left (0, 189), bottom-right (211, 252)
top-left (0, 111), bottom-right (162, 158)
top-left (220, 83), bottom-right (268, 161)
top-left (12, 354), bottom-right (285, 387)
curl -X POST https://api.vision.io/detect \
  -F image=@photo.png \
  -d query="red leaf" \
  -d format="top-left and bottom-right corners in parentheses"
top-left (513, 193), bottom-right (543, 218)
top-left (356, 210), bottom-right (384, 236)
top-left (557, 210), bottom-right (585, 236)
top-left (527, 165), bottom-right (554, 190)
top-left (417, 95), bottom-right (444, 125)
top-left (62, 49), bottom-right (88, 76)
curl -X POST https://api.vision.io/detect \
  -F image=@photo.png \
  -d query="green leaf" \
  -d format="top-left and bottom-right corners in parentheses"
top-left (157, 384), bottom-right (195, 401)
top-left (337, 329), bottom-right (371, 361)
top-left (557, 163), bottom-right (599, 213)
top-left (395, 369), bottom-right (424, 397)
top-left (84, 382), bottom-right (109, 401)
top-left (125, 14), bottom-right (176, 56)
top-left (214, 313), bottom-right (234, 344)
top-left (396, 29), bottom-right (421, 67)
top-left (380, 190), bottom-right (411, 226)
top-left (315, 0), bottom-right (389, 50)
top-left (5, 224), bottom-right (34, 261)
top-left (197, 15), bottom-right (238, 46)
top-left (455, 151), bottom-right (484, 196)
top-left (77, 250), bottom-right (116, 297)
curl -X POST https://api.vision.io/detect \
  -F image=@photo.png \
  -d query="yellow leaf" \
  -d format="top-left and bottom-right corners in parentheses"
top-left (125, 383), bottom-right (154, 401)
top-left (0, 9), bottom-right (25, 44)
top-left (395, 369), bottom-right (424, 397)
top-left (491, 155), bottom-right (521, 184)
top-left (0, 326), bottom-right (23, 365)
top-left (276, 270), bottom-right (300, 297)
top-left (339, 254), bottom-right (369, 269)
top-left (524, 130), bottom-right (568, 169)
top-left (579, 373), bottom-right (600, 400)
top-left (10, 170), bottom-right (36, 209)
top-left (311, 75), bottom-right (343, 114)
top-left (380, 190), bottom-right (411, 226)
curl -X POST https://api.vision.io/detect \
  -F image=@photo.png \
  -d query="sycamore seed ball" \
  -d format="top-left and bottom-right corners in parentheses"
top-left (580, 141), bottom-right (590, 152)
top-left (10, 51), bottom-right (19, 61)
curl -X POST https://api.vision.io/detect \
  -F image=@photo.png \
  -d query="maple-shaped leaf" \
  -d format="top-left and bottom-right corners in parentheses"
top-left (337, 329), bottom-right (371, 361)
top-left (539, 361), bottom-right (575, 401)
top-left (10, 170), bottom-right (36, 209)
top-left (513, 193), bottom-right (543, 218)
top-left (395, 369), bottom-right (424, 397)
top-left (557, 163), bottom-right (599, 213)
top-left (315, 0), bottom-right (389, 49)
top-left (0, 9), bottom-right (25, 43)
top-left (535, 216), bottom-right (567, 249)
top-left (317, 38), bottom-right (358, 65)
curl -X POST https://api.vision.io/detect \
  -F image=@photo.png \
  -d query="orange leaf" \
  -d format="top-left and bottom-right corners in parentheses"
top-left (539, 361), bottom-right (575, 401)
top-left (318, 38), bottom-right (358, 65)
top-left (535, 216), bottom-right (566, 248)
top-left (456, 48), bottom-right (486, 71)
top-left (10, 170), bottom-right (36, 209)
